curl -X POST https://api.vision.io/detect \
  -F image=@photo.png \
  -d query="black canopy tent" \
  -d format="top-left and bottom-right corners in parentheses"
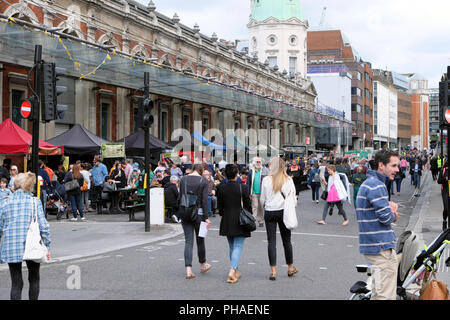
top-left (47, 124), bottom-right (110, 155)
top-left (120, 129), bottom-right (173, 157)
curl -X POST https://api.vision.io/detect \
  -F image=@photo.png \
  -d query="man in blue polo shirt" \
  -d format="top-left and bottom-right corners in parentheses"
top-left (355, 149), bottom-right (399, 300)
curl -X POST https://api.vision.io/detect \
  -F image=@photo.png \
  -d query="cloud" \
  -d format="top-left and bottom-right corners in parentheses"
top-left (135, 0), bottom-right (450, 87)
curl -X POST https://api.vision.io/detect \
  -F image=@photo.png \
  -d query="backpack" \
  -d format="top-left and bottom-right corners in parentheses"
top-left (178, 176), bottom-right (204, 223)
top-left (312, 171), bottom-right (321, 183)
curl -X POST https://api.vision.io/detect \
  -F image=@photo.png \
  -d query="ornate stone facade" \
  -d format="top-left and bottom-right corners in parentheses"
top-left (0, 0), bottom-right (317, 148)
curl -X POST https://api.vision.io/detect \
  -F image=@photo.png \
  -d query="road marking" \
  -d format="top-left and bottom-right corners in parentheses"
top-left (320, 267), bottom-right (328, 270)
top-left (208, 228), bottom-right (358, 239)
top-left (116, 255), bottom-right (123, 258)
top-left (212, 260), bottom-right (219, 263)
top-left (248, 262), bottom-right (256, 265)
top-left (318, 243), bottom-right (325, 246)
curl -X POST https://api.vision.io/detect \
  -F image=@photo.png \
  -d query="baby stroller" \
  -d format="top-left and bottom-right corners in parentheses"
top-left (46, 180), bottom-right (69, 220)
top-left (349, 228), bottom-right (450, 300)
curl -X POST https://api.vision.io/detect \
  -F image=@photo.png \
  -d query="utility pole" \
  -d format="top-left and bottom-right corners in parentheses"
top-left (31, 45), bottom-right (42, 195)
top-left (142, 72), bottom-right (154, 232)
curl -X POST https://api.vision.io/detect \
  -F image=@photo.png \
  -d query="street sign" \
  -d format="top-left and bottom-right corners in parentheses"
top-left (20, 99), bottom-right (32, 119)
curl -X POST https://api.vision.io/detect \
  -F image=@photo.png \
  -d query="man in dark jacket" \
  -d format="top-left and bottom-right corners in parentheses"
top-left (164, 176), bottom-right (180, 223)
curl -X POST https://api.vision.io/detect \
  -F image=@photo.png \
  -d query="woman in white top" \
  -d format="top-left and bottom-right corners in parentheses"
top-left (260, 157), bottom-right (298, 281)
top-left (80, 163), bottom-right (91, 213)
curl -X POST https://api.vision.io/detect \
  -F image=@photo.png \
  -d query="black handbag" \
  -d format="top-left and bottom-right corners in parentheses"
top-left (320, 190), bottom-right (328, 201)
top-left (64, 175), bottom-right (80, 192)
top-left (239, 185), bottom-right (256, 232)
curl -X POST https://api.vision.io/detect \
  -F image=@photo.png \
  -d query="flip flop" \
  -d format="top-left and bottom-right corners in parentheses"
top-left (227, 276), bottom-right (238, 284)
top-left (185, 273), bottom-right (196, 279)
top-left (200, 264), bottom-right (212, 274)
top-left (288, 268), bottom-right (299, 277)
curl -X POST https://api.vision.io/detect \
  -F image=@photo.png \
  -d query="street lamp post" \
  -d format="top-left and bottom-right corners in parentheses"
top-left (144, 72), bottom-right (151, 232)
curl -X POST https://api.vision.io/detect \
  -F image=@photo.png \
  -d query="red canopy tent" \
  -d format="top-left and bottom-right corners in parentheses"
top-left (0, 119), bottom-right (63, 155)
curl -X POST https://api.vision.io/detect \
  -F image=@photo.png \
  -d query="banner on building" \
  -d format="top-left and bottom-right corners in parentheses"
top-left (101, 143), bottom-right (125, 158)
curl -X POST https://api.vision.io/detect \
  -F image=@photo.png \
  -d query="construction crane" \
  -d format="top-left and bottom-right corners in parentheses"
top-left (319, 7), bottom-right (327, 27)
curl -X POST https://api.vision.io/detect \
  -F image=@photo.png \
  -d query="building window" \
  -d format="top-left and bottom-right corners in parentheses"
top-left (354, 72), bottom-right (362, 81)
top-left (267, 34), bottom-right (277, 46)
top-left (374, 125), bottom-right (377, 135)
top-left (133, 107), bottom-right (139, 133)
top-left (289, 57), bottom-right (297, 77)
top-left (365, 88), bottom-right (370, 98)
top-left (351, 104), bottom-right (362, 113)
top-left (11, 89), bottom-right (24, 128)
top-left (351, 87), bottom-right (362, 97)
top-left (202, 116), bottom-right (209, 135)
top-left (183, 113), bottom-right (190, 131)
top-left (268, 56), bottom-right (277, 68)
top-left (364, 106), bottom-right (370, 115)
top-left (289, 35), bottom-right (298, 46)
top-left (160, 111), bottom-right (168, 142)
top-left (101, 103), bottom-right (109, 140)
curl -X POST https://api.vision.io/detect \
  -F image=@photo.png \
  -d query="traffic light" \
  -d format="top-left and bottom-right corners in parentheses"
top-left (439, 78), bottom-right (450, 127)
top-left (41, 62), bottom-right (68, 122)
top-left (142, 98), bottom-right (154, 128)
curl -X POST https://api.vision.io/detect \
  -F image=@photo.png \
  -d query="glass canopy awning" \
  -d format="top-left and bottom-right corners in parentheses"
top-left (0, 19), bottom-right (352, 140)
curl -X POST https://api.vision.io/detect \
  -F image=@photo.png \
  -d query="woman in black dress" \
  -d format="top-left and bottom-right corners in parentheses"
top-left (288, 160), bottom-right (302, 200)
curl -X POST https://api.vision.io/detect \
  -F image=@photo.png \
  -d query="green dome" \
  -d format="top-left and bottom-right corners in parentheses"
top-left (251, 0), bottom-right (304, 22)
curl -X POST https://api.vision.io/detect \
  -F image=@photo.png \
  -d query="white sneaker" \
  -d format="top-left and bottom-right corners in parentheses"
top-left (316, 200), bottom-right (319, 204)
top-left (81, 217), bottom-right (86, 221)
top-left (70, 218), bottom-right (78, 222)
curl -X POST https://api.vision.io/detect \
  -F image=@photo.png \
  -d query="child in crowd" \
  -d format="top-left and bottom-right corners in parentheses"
top-left (0, 178), bottom-right (12, 200)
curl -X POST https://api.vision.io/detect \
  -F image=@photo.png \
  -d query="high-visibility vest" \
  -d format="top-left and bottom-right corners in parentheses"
top-left (438, 157), bottom-right (442, 168)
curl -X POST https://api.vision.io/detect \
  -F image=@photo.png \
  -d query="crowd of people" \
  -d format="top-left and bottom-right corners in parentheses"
top-left (0, 146), bottom-right (447, 300)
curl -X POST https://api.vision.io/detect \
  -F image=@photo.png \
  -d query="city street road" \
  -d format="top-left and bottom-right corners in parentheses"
top-left (0, 174), bottom-right (420, 300)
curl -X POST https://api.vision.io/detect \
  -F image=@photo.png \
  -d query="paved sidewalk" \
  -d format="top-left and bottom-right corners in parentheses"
top-left (0, 210), bottom-right (183, 271)
top-left (406, 169), bottom-right (450, 287)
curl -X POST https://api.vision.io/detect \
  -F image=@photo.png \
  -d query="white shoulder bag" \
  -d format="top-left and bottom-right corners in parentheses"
top-left (282, 184), bottom-right (298, 230)
top-left (23, 198), bottom-right (49, 263)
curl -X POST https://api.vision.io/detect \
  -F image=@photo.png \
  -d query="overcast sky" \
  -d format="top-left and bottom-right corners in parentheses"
top-left (136, 0), bottom-right (450, 88)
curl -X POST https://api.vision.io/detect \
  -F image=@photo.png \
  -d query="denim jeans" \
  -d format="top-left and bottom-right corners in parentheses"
top-left (395, 177), bottom-right (402, 193)
top-left (69, 193), bottom-right (84, 218)
top-left (227, 236), bottom-right (245, 270)
top-left (181, 218), bottom-right (206, 267)
top-left (81, 190), bottom-right (89, 209)
top-left (311, 183), bottom-right (320, 201)
top-left (414, 172), bottom-right (421, 188)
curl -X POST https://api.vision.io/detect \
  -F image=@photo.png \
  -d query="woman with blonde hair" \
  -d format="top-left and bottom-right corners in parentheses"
top-left (260, 157), bottom-right (298, 281)
top-left (0, 172), bottom-right (50, 300)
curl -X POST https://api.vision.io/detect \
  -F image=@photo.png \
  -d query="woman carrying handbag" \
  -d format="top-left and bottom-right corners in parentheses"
top-left (317, 165), bottom-right (350, 226)
top-left (217, 164), bottom-right (252, 283)
top-left (260, 157), bottom-right (299, 281)
top-left (0, 172), bottom-right (50, 300)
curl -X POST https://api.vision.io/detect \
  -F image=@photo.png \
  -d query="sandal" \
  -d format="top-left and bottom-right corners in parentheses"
top-left (227, 276), bottom-right (238, 283)
top-left (185, 273), bottom-right (196, 279)
top-left (200, 264), bottom-right (212, 274)
top-left (317, 220), bottom-right (326, 225)
top-left (235, 270), bottom-right (241, 280)
top-left (269, 273), bottom-right (277, 281)
top-left (288, 267), bottom-right (299, 277)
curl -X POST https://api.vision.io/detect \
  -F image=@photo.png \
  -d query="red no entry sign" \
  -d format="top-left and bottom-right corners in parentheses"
top-left (20, 99), bottom-right (32, 119)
